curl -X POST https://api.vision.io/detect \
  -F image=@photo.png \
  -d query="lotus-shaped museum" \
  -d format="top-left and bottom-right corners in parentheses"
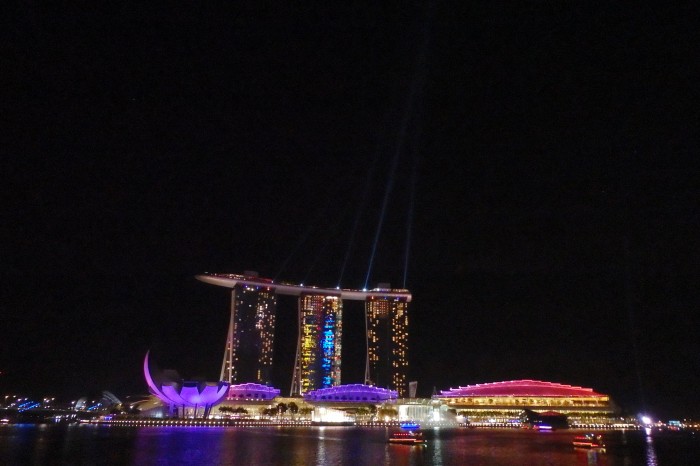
top-left (143, 352), bottom-right (230, 418)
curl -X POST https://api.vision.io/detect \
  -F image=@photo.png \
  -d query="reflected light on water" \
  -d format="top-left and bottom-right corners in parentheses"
top-left (388, 441), bottom-right (425, 466)
top-left (431, 436), bottom-right (443, 465)
top-left (645, 432), bottom-right (658, 466)
top-left (4, 425), bottom-right (699, 465)
top-left (586, 449), bottom-right (601, 465)
top-left (316, 435), bottom-right (327, 465)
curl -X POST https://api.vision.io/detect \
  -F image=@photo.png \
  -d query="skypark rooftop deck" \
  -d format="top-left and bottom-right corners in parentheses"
top-left (196, 273), bottom-right (412, 302)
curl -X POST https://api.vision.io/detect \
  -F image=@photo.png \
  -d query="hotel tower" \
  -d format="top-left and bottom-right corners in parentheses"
top-left (365, 291), bottom-right (409, 397)
top-left (291, 293), bottom-right (343, 395)
top-left (220, 278), bottom-right (277, 385)
top-left (196, 273), bottom-right (411, 395)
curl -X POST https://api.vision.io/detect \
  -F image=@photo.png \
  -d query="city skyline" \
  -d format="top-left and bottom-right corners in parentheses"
top-left (3, 3), bottom-right (698, 420)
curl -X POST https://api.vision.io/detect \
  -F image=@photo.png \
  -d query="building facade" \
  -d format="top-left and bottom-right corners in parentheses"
top-left (365, 295), bottom-right (409, 396)
top-left (197, 273), bottom-right (412, 396)
top-left (220, 281), bottom-right (277, 385)
top-left (292, 293), bottom-right (343, 395)
top-left (434, 379), bottom-right (618, 426)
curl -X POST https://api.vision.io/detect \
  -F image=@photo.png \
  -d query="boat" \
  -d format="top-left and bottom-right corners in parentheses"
top-left (572, 433), bottom-right (605, 449)
top-left (389, 422), bottom-right (425, 445)
top-left (389, 430), bottom-right (425, 445)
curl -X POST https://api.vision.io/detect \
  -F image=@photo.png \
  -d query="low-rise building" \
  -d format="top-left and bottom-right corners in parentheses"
top-left (434, 379), bottom-right (618, 427)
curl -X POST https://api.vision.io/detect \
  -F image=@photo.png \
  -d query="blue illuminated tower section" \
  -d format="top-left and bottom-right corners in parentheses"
top-left (291, 293), bottom-right (342, 395)
top-left (220, 282), bottom-right (276, 385)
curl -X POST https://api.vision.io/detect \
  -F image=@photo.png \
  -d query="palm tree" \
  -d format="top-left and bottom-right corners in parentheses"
top-left (288, 402), bottom-right (299, 419)
top-left (277, 402), bottom-right (288, 418)
top-left (354, 407), bottom-right (370, 422)
top-left (378, 408), bottom-right (398, 421)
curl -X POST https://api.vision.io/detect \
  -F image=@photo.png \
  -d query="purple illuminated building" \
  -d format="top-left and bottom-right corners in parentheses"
top-left (303, 384), bottom-right (398, 403)
top-left (144, 352), bottom-right (229, 418)
top-left (225, 383), bottom-right (280, 401)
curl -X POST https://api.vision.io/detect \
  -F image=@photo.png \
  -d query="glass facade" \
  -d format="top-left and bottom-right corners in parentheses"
top-left (202, 273), bottom-right (411, 398)
top-left (220, 284), bottom-right (277, 385)
top-left (296, 293), bottom-right (342, 394)
top-left (366, 296), bottom-right (409, 396)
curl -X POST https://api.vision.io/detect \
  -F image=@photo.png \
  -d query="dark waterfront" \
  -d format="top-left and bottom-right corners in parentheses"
top-left (1, 426), bottom-right (699, 466)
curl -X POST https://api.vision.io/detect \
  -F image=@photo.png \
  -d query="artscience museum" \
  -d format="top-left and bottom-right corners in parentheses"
top-left (143, 352), bottom-right (229, 418)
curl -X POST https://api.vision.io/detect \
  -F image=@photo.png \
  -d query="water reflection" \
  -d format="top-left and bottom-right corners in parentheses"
top-left (431, 435), bottom-right (443, 466)
top-left (387, 440), bottom-right (426, 466)
top-left (584, 449), bottom-right (602, 466)
top-left (645, 432), bottom-right (658, 466)
top-left (2, 425), bottom-right (697, 465)
top-left (316, 432), bottom-right (327, 465)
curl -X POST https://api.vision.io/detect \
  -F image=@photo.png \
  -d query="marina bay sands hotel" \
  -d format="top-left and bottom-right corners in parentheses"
top-left (196, 272), bottom-right (412, 397)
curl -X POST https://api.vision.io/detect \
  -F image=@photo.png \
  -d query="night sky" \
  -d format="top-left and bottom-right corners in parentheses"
top-left (4, 3), bottom-right (698, 419)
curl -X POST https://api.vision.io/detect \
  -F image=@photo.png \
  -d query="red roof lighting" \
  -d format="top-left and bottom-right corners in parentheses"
top-left (438, 379), bottom-right (605, 398)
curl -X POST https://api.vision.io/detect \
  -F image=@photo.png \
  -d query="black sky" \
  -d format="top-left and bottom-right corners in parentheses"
top-left (3, 3), bottom-right (699, 419)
